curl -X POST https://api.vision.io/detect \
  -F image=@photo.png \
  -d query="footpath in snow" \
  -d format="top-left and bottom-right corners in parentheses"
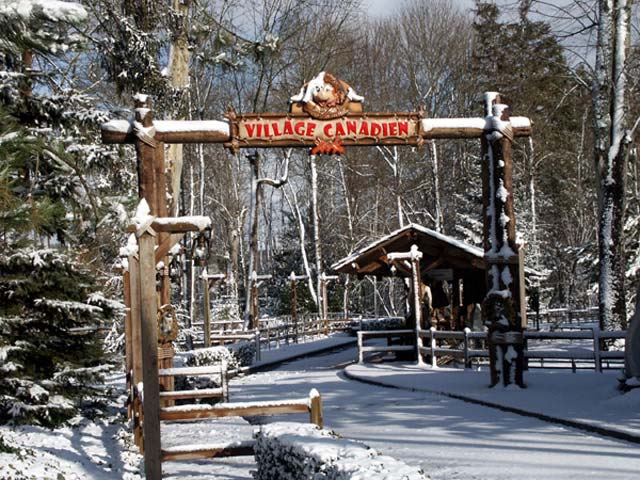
top-left (344, 363), bottom-right (640, 443)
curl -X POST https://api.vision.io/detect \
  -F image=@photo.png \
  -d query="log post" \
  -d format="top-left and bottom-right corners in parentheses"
top-left (481, 92), bottom-right (525, 388)
top-left (309, 390), bottom-right (323, 428)
top-left (251, 271), bottom-right (259, 330)
top-left (202, 270), bottom-right (211, 348)
top-left (129, 253), bottom-right (143, 386)
top-left (138, 229), bottom-right (162, 480)
top-left (409, 246), bottom-right (425, 366)
top-left (290, 272), bottom-right (298, 344)
top-left (123, 263), bottom-right (133, 419)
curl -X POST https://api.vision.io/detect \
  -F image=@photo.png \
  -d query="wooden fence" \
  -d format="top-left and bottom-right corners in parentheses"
top-left (358, 327), bottom-right (626, 373)
top-left (131, 366), bottom-right (323, 463)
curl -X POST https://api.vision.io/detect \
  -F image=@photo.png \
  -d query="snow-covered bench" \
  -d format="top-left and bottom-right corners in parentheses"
top-left (253, 422), bottom-right (429, 480)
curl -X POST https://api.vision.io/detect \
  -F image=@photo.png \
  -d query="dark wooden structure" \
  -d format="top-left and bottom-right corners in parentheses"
top-left (332, 223), bottom-right (488, 330)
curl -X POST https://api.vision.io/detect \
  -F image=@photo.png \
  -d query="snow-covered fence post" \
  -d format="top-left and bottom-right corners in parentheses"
top-left (255, 329), bottom-right (261, 362)
top-left (481, 92), bottom-right (526, 388)
top-left (201, 271), bottom-right (226, 348)
top-left (137, 221), bottom-right (162, 480)
top-left (430, 327), bottom-right (437, 368)
top-left (128, 250), bottom-right (144, 390)
top-left (387, 246), bottom-right (423, 364)
top-left (358, 331), bottom-right (364, 363)
top-left (320, 273), bottom-right (339, 334)
top-left (128, 204), bottom-right (212, 479)
top-left (592, 326), bottom-right (602, 373)
top-left (309, 389), bottom-right (323, 428)
top-left (291, 272), bottom-right (299, 344)
top-left (464, 327), bottom-right (471, 369)
top-left (250, 272), bottom-right (272, 331)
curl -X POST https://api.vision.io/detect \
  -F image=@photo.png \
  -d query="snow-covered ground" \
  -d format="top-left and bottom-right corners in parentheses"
top-left (2, 339), bottom-right (639, 479)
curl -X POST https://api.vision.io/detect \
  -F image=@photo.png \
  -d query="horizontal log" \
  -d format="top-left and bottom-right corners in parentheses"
top-left (127, 216), bottom-right (211, 234)
top-left (102, 115), bottom-right (532, 145)
top-left (421, 117), bottom-right (532, 139)
top-left (161, 442), bottom-right (254, 462)
top-left (160, 401), bottom-right (310, 421)
top-left (361, 345), bottom-right (414, 353)
top-left (358, 329), bottom-right (414, 339)
top-left (159, 388), bottom-right (225, 400)
top-left (158, 365), bottom-right (225, 377)
top-left (101, 119), bottom-right (231, 144)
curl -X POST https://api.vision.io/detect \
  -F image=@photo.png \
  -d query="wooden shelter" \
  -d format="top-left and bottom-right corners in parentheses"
top-left (332, 224), bottom-right (488, 330)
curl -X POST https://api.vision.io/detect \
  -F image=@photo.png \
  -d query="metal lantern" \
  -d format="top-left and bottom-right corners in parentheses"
top-left (190, 228), bottom-right (211, 267)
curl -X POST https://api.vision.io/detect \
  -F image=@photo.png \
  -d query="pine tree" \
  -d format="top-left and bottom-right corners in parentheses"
top-left (0, 1), bottom-right (120, 427)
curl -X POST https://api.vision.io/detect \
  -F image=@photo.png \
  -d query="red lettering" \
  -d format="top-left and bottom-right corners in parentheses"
top-left (264, 123), bottom-right (271, 137)
top-left (335, 122), bottom-right (345, 136)
top-left (382, 123), bottom-right (388, 137)
top-left (398, 121), bottom-right (409, 136)
top-left (272, 122), bottom-right (281, 136)
top-left (324, 123), bottom-right (333, 137)
top-left (359, 122), bottom-right (369, 135)
top-left (389, 122), bottom-right (398, 136)
top-left (294, 122), bottom-right (306, 136)
top-left (371, 122), bottom-right (382, 136)
top-left (245, 123), bottom-right (256, 138)
top-left (284, 120), bottom-right (293, 135)
top-left (306, 122), bottom-right (316, 137)
top-left (346, 121), bottom-right (357, 135)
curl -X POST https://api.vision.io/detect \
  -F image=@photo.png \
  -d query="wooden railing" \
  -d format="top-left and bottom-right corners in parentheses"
top-left (131, 385), bottom-right (323, 462)
top-left (357, 329), bottom-right (415, 364)
top-left (358, 327), bottom-right (626, 373)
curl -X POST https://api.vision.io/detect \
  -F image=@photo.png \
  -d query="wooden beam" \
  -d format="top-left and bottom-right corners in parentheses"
top-left (161, 444), bottom-right (254, 462)
top-left (101, 119), bottom-right (231, 145)
top-left (160, 403), bottom-right (310, 421)
top-left (128, 255), bottom-right (143, 385)
top-left (127, 218), bottom-right (210, 234)
top-left (101, 116), bottom-right (531, 145)
top-left (138, 231), bottom-right (162, 479)
top-left (123, 267), bottom-right (133, 420)
top-left (202, 273), bottom-right (211, 348)
top-left (155, 233), bottom-right (185, 262)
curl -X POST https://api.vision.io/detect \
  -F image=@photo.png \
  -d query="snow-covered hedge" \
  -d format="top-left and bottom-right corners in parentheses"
top-left (184, 340), bottom-right (256, 371)
top-left (253, 422), bottom-right (429, 480)
top-left (227, 340), bottom-right (256, 366)
top-left (358, 317), bottom-right (406, 332)
top-left (186, 346), bottom-right (239, 372)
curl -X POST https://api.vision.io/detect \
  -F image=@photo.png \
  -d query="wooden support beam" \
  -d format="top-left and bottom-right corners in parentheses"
top-left (128, 254), bottom-right (143, 385)
top-left (310, 392), bottom-right (323, 428)
top-left (127, 217), bottom-right (211, 234)
top-left (138, 230), bottom-right (162, 479)
top-left (123, 267), bottom-right (133, 420)
top-left (155, 233), bottom-right (185, 262)
top-left (101, 116), bottom-right (530, 145)
top-left (160, 402), bottom-right (310, 421)
top-left (161, 443), bottom-right (254, 462)
top-left (202, 272), bottom-right (211, 348)
top-left (481, 92), bottom-right (525, 388)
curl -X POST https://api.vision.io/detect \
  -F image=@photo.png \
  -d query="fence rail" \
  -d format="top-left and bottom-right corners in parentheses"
top-left (358, 326), bottom-right (626, 373)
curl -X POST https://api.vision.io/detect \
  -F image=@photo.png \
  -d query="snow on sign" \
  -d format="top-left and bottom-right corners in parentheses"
top-left (224, 72), bottom-right (423, 153)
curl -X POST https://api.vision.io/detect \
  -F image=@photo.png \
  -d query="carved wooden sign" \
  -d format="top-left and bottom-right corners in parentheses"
top-left (225, 72), bottom-right (423, 153)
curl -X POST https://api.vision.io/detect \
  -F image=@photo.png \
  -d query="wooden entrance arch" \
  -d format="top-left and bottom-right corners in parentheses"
top-left (102, 74), bottom-right (532, 478)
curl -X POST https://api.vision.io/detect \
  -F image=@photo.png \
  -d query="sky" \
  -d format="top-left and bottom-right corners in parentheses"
top-left (364, 0), bottom-right (476, 17)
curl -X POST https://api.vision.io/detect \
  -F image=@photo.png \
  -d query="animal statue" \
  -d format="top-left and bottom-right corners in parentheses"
top-left (290, 71), bottom-right (363, 119)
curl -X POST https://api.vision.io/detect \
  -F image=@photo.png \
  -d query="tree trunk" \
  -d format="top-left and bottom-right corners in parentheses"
top-left (244, 153), bottom-right (261, 329)
top-left (595, 0), bottom-right (631, 332)
top-left (310, 155), bottom-right (323, 313)
top-left (430, 141), bottom-right (444, 233)
top-left (168, 0), bottom-right (191, 216)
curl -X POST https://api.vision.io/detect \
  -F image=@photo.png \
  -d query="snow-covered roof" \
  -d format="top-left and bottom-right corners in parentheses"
top-left (331, 223), bottom-right (485, 276)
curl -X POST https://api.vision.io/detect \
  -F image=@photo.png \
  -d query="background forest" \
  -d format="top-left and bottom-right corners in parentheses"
top-left (1, 0), bottom-right (639, 423)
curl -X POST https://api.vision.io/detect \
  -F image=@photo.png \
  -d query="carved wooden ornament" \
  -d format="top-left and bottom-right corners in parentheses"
top-left (224, 72), bottom-right (424, 152)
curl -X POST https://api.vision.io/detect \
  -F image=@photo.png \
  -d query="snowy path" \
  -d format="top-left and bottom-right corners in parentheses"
top-left (225, 346), bottom-right (640, 480)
